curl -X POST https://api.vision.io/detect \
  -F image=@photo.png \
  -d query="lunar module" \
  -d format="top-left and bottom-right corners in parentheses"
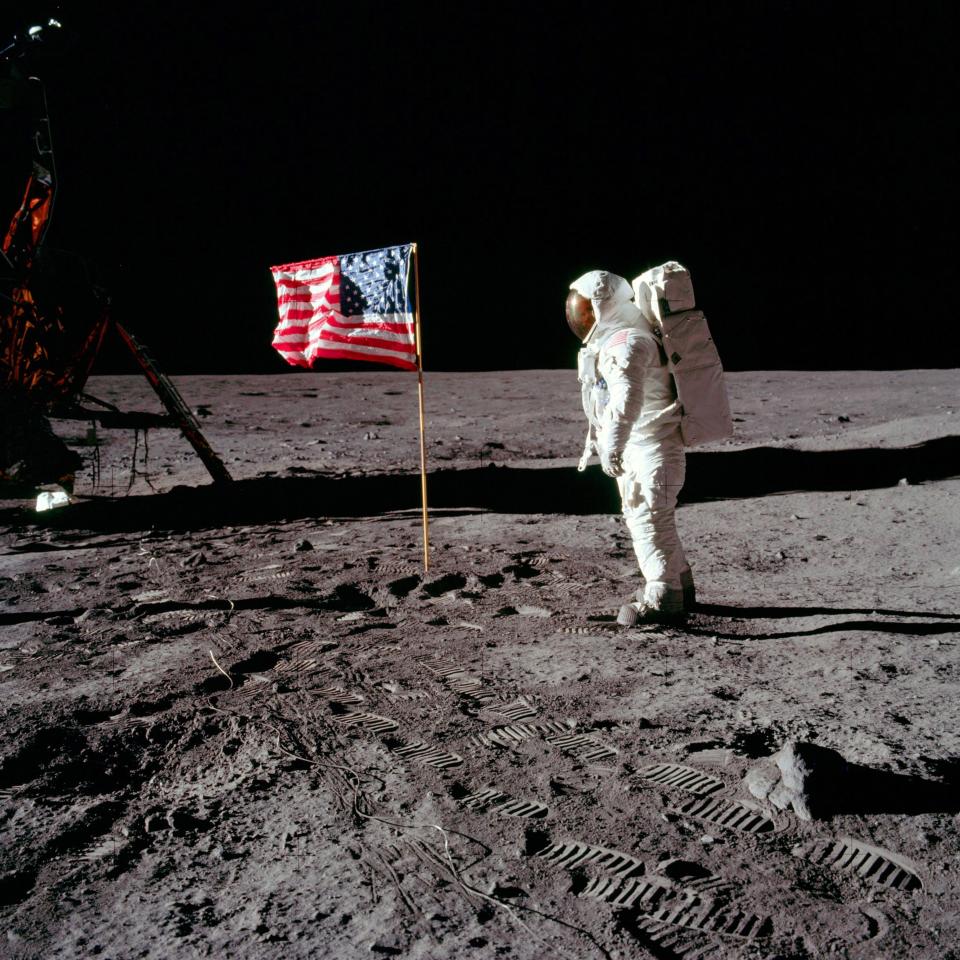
top-left (1, 18), bottom-right (230, 491)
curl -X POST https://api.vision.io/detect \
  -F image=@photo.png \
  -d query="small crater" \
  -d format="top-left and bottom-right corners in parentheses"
top-left (0, 727), bottom-right (86, 788)
top-left (387, 575), bottom-right (420, 598)
top-left (502, 563), bottom-right (540, 581)
top-left (524, 827), bottom-right (551, 855)
top-left (491, 884), bottom-right (526, 899)
top-left (48, 800), bottom-right (125, 855)
top-left (233, 650), bottom-right (281, 674)
top-left (731, 727), bottom-right (779, 759)
top-left (325, 583), bottom-right (376, 612)
top-left (129, 696), bottom-right (174, 718)
top-left (591, 719), bottom-right (620, 731)
top-left (658, 858), bottom-right (711, 882)
top-left (422, 574), bottom-right (467, 597)
top-left (114, 580), bottom-right (143, 591)
top-left (74, 708), bottom-right (118, 726)
top-left (568, 870), bottom-right (590, 895)
top-left (0, 868), bottom-right (37, 906)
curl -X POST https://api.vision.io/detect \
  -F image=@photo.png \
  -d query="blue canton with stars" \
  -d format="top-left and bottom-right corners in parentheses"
top-left (339, 244), bottom-right (413, 317)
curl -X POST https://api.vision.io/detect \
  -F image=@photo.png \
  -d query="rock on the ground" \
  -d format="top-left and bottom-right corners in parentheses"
top-left (744, 739), bottom-right (849, 820)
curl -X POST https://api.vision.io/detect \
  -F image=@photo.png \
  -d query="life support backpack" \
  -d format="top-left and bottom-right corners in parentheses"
top-left (631, 261), bottom-right (733, 447)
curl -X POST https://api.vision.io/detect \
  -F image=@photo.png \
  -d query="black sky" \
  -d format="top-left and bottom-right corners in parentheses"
top-left (2, 1), bottom-right (957, 374)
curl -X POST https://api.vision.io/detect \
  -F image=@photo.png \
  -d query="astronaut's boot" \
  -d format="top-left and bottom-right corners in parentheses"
top-left (617, 602), bottom-right (646, 627)
top-left (618, 581), bottom-right (686, 626)
top-left (617, 599), bottom-right (687, 627)
top-left (636, 568), bottom-right (696, 610)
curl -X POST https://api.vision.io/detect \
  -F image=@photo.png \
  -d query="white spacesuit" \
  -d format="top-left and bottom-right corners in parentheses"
top-left (569, 270), bottom-right (693, 623)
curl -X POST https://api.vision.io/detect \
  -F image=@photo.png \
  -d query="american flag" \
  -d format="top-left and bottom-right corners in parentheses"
top-left (270, 243), bottom-right (417, 371)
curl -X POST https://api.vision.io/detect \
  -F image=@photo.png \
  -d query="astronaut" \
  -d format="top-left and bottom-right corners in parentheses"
top-left (567, 270), bottom-right (694, 625)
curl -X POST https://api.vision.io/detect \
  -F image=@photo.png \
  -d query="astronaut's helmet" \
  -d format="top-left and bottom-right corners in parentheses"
top-left (565, 290), bottom-right (596, 342)
top-left (567, 270), bottom-right (633, 341)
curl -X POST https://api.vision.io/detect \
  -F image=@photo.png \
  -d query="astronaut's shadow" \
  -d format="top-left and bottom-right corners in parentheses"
top-left (688, 603), bottom-right (960, 641)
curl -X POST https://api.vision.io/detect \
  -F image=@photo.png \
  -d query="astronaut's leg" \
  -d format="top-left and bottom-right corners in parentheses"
top-left (617, 430), bottom-right (689, 621)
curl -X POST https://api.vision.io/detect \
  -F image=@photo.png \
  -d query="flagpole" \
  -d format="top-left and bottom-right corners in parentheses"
top-left (412, 243), bottom-right (430, 572)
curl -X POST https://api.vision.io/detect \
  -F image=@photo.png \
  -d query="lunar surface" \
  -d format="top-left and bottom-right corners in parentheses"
top-left (1, 369), bottom-right (959, 959)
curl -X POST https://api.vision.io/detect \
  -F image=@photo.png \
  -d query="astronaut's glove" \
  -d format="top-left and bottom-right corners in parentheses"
top-left (600, 448), bottom-right (624, 478)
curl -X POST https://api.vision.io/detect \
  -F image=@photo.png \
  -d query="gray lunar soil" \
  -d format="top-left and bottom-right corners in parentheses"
top-left (1, 369), bottom-right (959, 959)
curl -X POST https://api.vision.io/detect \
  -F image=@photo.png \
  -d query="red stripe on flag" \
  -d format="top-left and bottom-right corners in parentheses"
top-left (282, 307), bottom-right (337, 321)
top-left (313, 329), bottom-right (415, 355)
top-left (273, 275), bottom-right (335, 291)
top-left (270, 255), bottom-right (338, 274)
top-left (321, 315), bottom-right (414, 334)
top-left (274, 353), bottom-right (313, 369)
top-left (276, 321), bottom-right (413, 343)
top-left (306, 346), bottom-right (418, 371)
top-left (273, 332), bottom-right (415, 354)
top-left (277, 290), bottom-right (341, 305)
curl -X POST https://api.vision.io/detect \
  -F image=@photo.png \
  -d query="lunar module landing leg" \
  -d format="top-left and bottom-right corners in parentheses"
top-left (44, 318), bottom-right (233, 487)
top-left (112, 322), bottom-right (232, 485)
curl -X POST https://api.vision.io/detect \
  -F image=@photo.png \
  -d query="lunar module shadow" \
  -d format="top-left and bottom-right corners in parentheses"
top-left (682, 435), bottom-right (960, 501)
top-left (8, 435), bottom-right (960, 534)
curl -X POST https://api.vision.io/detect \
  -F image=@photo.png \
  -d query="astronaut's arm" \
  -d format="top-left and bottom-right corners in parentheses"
top-left (577, 356), bottom-right (600, 471)
top-left (578, 423), bottom-right (598, 472)
top-left (601, 334), bottom-right (655, 454)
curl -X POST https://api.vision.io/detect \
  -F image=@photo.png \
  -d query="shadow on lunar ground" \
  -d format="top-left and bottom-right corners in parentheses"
top-left (818, 762), bottom-right (960, 816)
top-left (744, 752), bottom-right (960, 817)
top-left (5, 436), bottom-right (960, 534)
top-left (690, 618), bottom-right (960, 642)
top-left (696, 603), bottom-right (960, 621)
